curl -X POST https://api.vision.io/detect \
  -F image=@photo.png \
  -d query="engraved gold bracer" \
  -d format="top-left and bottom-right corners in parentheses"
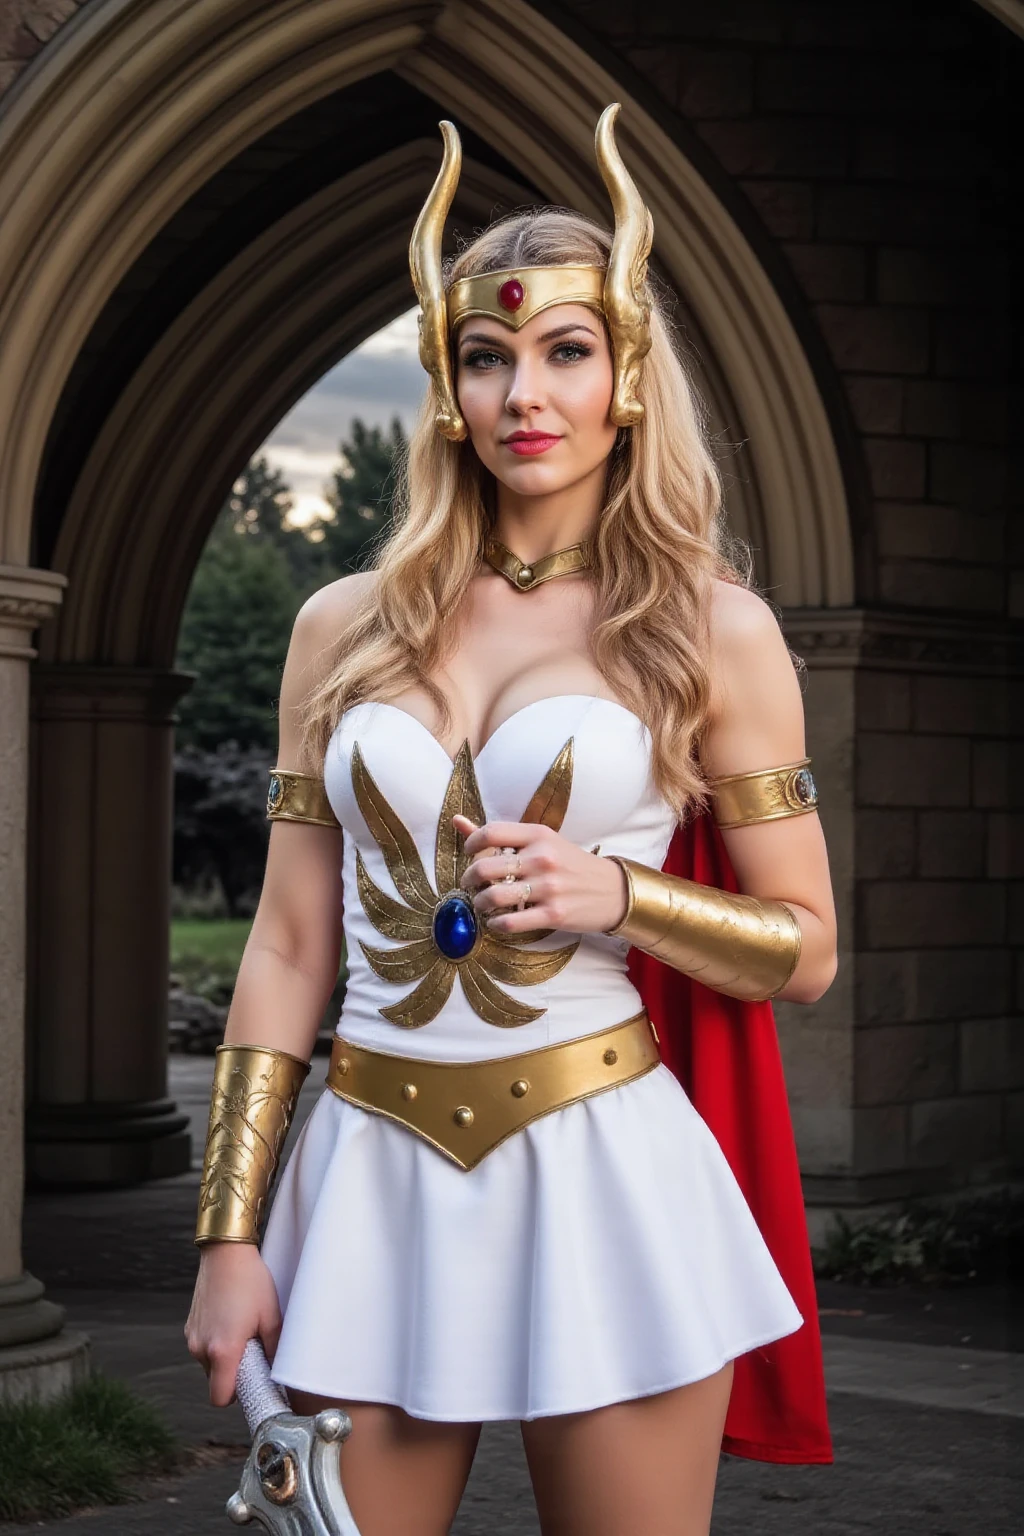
top-left (602, 856), bottom-right (803, 1002)
top-left (409, 101), bottom-right (653, 440)
top-left (711, 759), bottom-right (819, 829)
top-left (266, 768), bottom-right (341, 829)
top-left (195, 1044), bottom-right (310, 1246)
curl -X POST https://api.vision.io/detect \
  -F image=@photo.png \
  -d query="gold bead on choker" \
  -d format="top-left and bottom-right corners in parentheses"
top-left (483, 534), bottom-right (594, 591)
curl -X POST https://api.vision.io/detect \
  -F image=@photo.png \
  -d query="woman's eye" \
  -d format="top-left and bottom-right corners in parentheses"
top-left (551, 342), bottom-right (593, 364)
top-left (462, 349), bottom-right (506, 369)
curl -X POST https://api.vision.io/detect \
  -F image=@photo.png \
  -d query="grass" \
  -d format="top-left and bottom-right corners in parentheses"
top-left (169, 917), bottom-right (348, 1021)
top-left (0, 1371), bottom-right (182, 1522)
top-left (170, 918), bottom-right (252, 1003)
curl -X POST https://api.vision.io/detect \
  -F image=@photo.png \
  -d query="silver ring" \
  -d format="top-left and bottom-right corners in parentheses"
top-left (500, 845), bottom-right (520, 882)
top-left (516, 881), bottom-right (532, 912)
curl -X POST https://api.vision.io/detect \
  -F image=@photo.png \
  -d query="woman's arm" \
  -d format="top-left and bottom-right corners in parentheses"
top-left (701, 580), bottom-right (837, 1004)
top-left (222, 581), bottom-right (355, 1059)
top-left (185, 572), bottom-right (371, 1407)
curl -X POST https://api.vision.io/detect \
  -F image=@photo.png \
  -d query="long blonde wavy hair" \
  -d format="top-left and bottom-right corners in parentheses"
top-left (300, 208), bottom-right (744, 818)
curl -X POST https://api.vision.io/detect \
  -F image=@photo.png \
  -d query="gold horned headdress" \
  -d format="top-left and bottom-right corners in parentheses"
top-left (409, 102), bottom-right (654, 441)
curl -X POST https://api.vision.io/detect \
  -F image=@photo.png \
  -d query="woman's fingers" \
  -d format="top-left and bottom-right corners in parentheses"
top-left (456, 819), bottom-right (534, 859)
top-left (462, 848), bottom-right (525, 891)
top-left (206, 1336), bottom-right (245, 1408)
top-left (475, 876), bottom-right (538, 913)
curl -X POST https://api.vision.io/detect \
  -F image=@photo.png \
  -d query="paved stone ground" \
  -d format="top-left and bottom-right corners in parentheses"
top-left (10, 1056), bottom-right (1023, 1533)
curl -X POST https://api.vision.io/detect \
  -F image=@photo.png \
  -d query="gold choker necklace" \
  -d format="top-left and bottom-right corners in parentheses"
top-left (483, 534), bottom-right (594, 591)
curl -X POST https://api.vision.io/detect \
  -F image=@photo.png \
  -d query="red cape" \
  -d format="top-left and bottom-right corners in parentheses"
top-left (626, 813), bottom-right (832, 1465)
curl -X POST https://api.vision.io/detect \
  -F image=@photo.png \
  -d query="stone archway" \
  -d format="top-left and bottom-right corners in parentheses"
top-left (1, 0), bottom-right (853, 602)
top-left (0, 0), bottom-right (859, 1394)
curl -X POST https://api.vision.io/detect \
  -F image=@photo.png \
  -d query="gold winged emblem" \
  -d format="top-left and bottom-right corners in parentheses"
top-left (351, 737), bottom-right (582, 1028)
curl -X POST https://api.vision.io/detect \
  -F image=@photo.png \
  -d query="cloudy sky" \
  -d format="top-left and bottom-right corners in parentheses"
top-left (260, 307), bottom-right (425, 526)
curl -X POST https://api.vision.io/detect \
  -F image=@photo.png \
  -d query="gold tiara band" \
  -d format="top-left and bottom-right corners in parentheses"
top-left (449, 265), bottom-right (606, 333)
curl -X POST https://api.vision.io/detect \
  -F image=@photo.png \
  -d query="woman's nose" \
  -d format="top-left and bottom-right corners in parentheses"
top-left (504, 359), bottom-right (546, 415)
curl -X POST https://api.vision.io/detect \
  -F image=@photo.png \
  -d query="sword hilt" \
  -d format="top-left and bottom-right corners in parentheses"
top-left (236, 1336), bottom-right (290, 1433)
top-left (227, 1337), bottom-right (361, 1532)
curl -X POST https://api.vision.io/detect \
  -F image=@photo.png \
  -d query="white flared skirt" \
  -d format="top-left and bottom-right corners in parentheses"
top-left (260, 1058), bottom-right (803, 1423)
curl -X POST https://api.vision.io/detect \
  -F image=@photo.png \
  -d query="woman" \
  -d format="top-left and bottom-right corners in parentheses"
top-left (186, 104), bottom-right (837, 1535)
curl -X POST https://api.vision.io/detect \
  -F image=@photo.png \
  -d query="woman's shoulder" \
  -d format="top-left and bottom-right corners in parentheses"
top-left (706, 578), bottom-right (800, 719)
top-left (708, 577), bottom-right (786, 658)
top-left (295, 571), bottom-right (379, 647)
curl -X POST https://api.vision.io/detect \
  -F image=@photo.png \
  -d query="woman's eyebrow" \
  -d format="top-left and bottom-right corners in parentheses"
top-left (458, 331), bottom-right (508, 348)
top-left (537, 322), bottom-right (598, 342)
top-left (458, 321), bottom-right (598, 350)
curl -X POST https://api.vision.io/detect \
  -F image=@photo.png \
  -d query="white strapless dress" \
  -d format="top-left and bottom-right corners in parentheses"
top-left (260, 695), bottom-right (803, 1421)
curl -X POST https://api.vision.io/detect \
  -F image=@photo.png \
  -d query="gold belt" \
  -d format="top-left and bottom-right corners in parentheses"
top-left (325, 1009), bottom-right (660, 1171)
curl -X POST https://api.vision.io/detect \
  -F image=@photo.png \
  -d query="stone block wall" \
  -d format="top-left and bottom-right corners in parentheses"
top-left (851, 643), bottom-right (1021, 1197)
top-left (561, 0), bottom-right (1019, 621)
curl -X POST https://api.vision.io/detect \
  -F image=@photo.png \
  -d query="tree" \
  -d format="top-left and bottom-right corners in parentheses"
top-left (173, 742), bottom-right (271, 918)
top-left (175, 499), bottom-right (299, 753)
top-left (224, 454), bottom-right (324, 593)
top-left (310, 416), bottom-right (407, 576)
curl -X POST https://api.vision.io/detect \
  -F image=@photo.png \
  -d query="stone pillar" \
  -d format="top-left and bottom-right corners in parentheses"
top-left (0, 564), bottom-right (89, 1402)
top-left (779, 607), bottom-right (1019, 1238)
top-left (26, 665), bottom-right (195, 1185)
top-left (777, 609), bottom-right (859, 1242)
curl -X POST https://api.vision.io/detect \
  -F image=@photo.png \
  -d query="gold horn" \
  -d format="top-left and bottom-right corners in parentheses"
top-left (595, 103), bottom-right (653, 427)
top-left (409, 121), bottom-right (467, 441)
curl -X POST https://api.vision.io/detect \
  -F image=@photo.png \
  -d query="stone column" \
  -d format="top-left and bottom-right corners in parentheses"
top-left (778, 607), bottom-right (1019, 1240)
top-left (777, 609), bottom-right (859, 1243)
top-left (0, 564), bottom-right (89, 1402)
top-left (26, 664), bottom-right (195, 1185)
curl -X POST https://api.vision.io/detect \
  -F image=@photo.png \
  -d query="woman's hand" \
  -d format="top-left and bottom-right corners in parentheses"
top-left (453, 814), bottom-right (628, 935)
top-left (184, 1243), bottom-right (283, 1408)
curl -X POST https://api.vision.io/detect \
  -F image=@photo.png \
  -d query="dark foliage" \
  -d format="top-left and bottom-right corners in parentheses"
top-left (813, 1189), bottom-right (1024, 1286)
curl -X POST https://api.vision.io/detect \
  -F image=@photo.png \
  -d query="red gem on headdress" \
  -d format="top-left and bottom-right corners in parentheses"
top-left (498, 278), bottom-right (525, 311)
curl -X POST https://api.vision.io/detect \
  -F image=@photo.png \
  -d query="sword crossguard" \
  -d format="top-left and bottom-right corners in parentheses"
top-left (226, 1338), bottom-right (362, 1533)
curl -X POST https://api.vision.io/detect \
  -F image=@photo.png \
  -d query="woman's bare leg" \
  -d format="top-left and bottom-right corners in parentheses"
top-left (520, 1360), bottom-right (734, 1536)
top-left (287, 1387), bottom-right (481, 1536)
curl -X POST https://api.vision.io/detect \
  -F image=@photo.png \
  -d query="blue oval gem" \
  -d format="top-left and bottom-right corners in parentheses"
top-left (433, 895), bottom-right (478, 960)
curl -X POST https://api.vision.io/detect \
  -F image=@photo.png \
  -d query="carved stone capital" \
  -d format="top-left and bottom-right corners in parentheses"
top-left (0, 565), bottom-right (67, 662)
top-left (31, 663), bottom-right (194, 725)
top-left (781, 606), bottom-right (1021, 677)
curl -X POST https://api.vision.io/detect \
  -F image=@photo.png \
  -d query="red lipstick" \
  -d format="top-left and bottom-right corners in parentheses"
top-left (504, 430), bottom-right (562, 456)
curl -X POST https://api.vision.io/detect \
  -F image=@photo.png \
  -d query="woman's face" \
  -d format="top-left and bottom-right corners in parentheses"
top-left (454, 303), bottom-right (618, 497)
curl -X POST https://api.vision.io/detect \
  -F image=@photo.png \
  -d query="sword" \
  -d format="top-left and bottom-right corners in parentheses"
top-left (225, 1337), bottom-right (363, 1534)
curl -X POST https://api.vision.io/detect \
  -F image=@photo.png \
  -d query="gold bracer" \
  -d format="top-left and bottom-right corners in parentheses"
top-left (195, 1044), bottom-right (310, 1246)
top-left (326, 1010), bottom-right (659, 1171)
top-left (711, 759), bottom-right (819, 830)
top-left (602, 856), bottom-right (802, 1002)
top-left (266, 768), bottom-right (340, 828)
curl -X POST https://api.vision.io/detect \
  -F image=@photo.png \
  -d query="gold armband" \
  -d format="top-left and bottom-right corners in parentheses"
top-left (602, 856), bottom-right (802, 1002)
top-left (195, 1043), bottom-right (310, 1246)
top-left (710, 759), bottom-right (818, 829)
top-left (267, 768), bottom-right (340, 828)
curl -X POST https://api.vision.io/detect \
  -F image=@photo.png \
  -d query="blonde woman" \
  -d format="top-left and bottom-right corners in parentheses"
top-left (186, 106), bottom-right (836, 1535)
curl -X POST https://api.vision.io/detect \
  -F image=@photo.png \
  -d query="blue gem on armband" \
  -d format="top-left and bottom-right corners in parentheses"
top-left (433, 894), bottom-right (478, 960)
